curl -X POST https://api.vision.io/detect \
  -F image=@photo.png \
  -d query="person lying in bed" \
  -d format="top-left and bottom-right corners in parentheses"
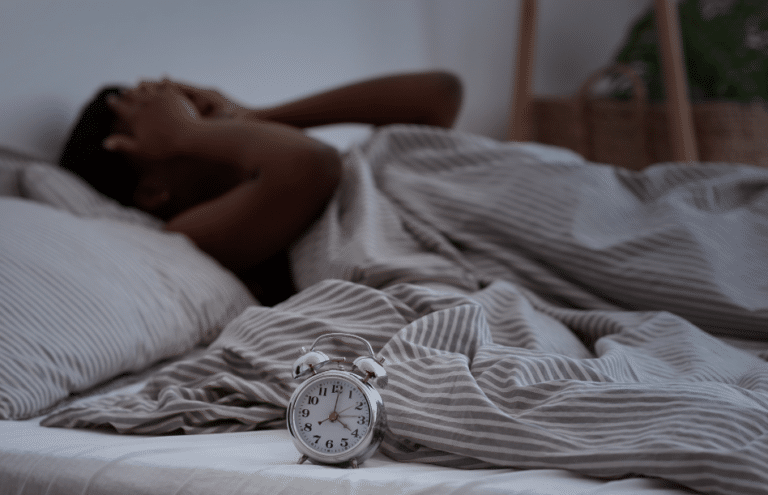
top-left (59, 71), bottom-right (464, 305)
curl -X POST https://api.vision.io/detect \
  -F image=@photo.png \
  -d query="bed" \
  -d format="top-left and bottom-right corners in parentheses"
top-left (1, 122), bottom-right (767, 495)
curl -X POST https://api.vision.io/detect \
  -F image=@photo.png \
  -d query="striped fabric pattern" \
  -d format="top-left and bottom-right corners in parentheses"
top-left (20, 161), bottom-right (164, 228)
top-left (0, 197), bottom-right (255, 419)
top-left (43, 126), bottom-right (768, 495)
top-left (0, 149), bottom-right (26, 197)
top-left (0, 148), bottom-right (162, 227)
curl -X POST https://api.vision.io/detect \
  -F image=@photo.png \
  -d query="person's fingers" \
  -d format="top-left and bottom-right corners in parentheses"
top-left (165, 86), bottom-right (202, 118)
top-left (106, 93), bottom-right (131, 118)
top-left (114, 86), bottom-right (147, 107)
top-left (161, 83), bottom-right (182, 95)
top-left (102, 134), bottom-right (136, 154)
top-left (137, 81), bottom-right (160, 96)
top-left (157, 84), bottom-right (185, 104)
top-left (158, 79), bottom-right (188, 97)
top-left (114, 83), bottom-right (164, 110)
top-left (157, 79), bottom-right (173, 91)
top-left (173, 82), bottom-right (206, 109)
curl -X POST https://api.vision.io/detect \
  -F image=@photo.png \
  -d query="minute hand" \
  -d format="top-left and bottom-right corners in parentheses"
top-left (336, 403), bottom-right (360, 415)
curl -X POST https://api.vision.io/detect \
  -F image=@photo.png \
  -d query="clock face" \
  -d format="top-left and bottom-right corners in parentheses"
top-left (291, 375), bottom-right (371, 456)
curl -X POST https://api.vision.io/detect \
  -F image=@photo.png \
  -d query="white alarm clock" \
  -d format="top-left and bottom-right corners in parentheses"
top-left (287, 333), bottom-right (387, 468)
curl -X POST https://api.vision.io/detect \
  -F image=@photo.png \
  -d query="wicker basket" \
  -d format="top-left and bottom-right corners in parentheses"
top-left (531, 64), bottom-right (768, 170)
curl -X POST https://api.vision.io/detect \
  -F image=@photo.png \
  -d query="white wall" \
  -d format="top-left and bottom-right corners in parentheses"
top-left (0, 0), bottom-right (651, 161)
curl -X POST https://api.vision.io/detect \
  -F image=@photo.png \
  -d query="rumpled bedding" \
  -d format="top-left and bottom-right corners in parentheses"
top-left (43, 125), bottom-right (768, 495)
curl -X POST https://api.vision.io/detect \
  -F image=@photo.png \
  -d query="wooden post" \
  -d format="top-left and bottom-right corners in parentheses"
top-left (509, 0), bottom-right (538, 141)
top-left (654, 0), bottom-right (698, 162)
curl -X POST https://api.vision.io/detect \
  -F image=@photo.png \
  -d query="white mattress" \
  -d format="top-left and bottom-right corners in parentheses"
top-left (2, 418), bottom-right (690, 495)
top-left (0, 359), bottom-right (689, 495)
top-left (0, 363), bottom-right (690, 495)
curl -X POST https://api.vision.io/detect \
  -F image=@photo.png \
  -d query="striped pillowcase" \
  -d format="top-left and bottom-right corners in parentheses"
top-left (21, 161), bottom-right (164, 228)
top-left (0, 148), bottom-right (160, 228)
top-left (0, 195), bottom-right (256, 420)
top-left (0, 148), bottom-right (28, 197)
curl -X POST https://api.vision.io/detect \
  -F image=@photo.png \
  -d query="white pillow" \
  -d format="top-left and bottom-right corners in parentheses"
top-left (0, 198), bottom-right (256, 419)
top-left (0, 149), bottom-right (27, 197)
top-left (20, 161), bottom-right (163, 228)
top-left (0, 149), bottom-right (161, 228)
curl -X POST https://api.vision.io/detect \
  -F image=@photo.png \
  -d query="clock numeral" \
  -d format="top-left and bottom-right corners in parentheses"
top-left (294, 376), bottom-right (377, 458)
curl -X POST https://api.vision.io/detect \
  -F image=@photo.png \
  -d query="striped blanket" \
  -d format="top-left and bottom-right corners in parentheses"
top-left (43, 126), bottom-right (768, 495)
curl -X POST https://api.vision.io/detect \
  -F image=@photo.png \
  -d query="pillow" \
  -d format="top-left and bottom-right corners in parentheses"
top-left (0, 198), bottom-right (257, 419)
top-left (0, 148), bottom-right (28, 197)
top-left (1, 149), bottom-right (159, 229)
top-left (20, 161), bottom-right (163, 229)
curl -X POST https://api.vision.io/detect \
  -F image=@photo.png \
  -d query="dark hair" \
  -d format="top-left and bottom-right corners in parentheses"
top-left (58, 86), bottom-right (138, 207)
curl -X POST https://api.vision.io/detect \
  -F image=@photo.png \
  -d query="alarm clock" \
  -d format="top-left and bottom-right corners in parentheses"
top-left (287, 333), bottom-right (387, 468)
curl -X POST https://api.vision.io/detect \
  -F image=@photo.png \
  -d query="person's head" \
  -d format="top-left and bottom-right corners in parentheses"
top-left (59, 86), bottom-right (138, 208)
top-left (60, 85), bottom-right (239, 220)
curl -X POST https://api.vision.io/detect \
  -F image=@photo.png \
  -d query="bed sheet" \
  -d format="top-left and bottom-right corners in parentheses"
top-left (10, 338), bottom-right (767, 495)
top-left (2, 357), bottom-right (692, 495)
top-left (306, 123), bottom-right (587, 164)
top-left (1, 419), bottom-right (691, 495)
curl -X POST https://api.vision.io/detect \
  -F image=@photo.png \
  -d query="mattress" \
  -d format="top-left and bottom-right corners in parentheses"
top-left (1, 378), bottom-right (693, 495)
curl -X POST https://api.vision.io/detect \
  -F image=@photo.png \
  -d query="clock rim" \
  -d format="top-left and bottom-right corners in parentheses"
top-left (287, 369), bottom-right (385, 466)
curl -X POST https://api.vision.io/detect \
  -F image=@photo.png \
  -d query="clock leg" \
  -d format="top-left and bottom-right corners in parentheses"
top-left (350, 459), bottom-right (359, 469)
top-left (297, 454), bottom-right (309, 465)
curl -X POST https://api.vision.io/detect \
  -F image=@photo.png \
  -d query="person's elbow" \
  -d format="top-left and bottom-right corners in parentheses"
top-left (424, 71), bottom-right (464, 128)
top-left (306, 141), bottom-right (343, 208)
top-left (321, 143), bottom-right (342, 196)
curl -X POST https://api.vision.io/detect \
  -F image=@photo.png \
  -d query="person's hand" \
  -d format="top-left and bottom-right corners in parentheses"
top-left (103, 82), bottom-right (200, 161)
top-left (161, 78), bottom-right (246, 120)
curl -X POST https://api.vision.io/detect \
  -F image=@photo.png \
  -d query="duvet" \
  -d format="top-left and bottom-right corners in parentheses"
top-left (41, 125), bottom-right (768, 495)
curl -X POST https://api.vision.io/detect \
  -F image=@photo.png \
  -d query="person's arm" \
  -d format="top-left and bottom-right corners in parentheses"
top-left (105, 84), bottom-right (341, 273)
top-left (169, 71), bottom-right (463, 129)
top-left (248, 71), bottom-right (463, 129)
top-left (164, 120), bottom-right (340, 272)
